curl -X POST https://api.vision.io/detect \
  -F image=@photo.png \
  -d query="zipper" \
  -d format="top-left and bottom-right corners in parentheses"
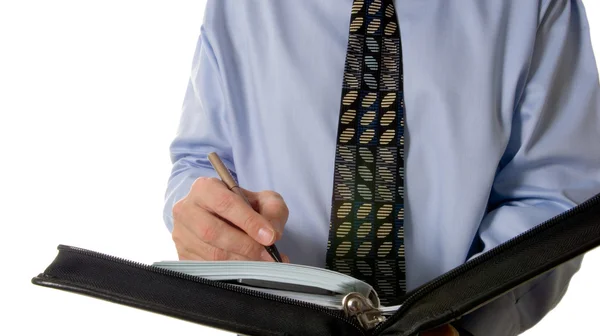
top-left (55, 192), bottom-right (600, 335)
top-left (58, 245), bottom-right (368, 336)
top-left (370, 192), bottom-right (600, 335)
top-left (342, 292), bottom-right (388, 330)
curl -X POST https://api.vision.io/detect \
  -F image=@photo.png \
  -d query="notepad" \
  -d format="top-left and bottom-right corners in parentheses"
top-left (152, 260), bottom-right (401, 314)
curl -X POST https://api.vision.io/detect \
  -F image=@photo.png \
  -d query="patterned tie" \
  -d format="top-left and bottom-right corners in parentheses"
top-left (325, 0), bottom-right (405, 306)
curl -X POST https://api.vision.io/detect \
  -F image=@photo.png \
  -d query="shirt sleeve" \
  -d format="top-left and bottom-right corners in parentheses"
top-left (163, 21), bottom-right (235, 233)
top-left (455, 1), bottom-right (600, 335)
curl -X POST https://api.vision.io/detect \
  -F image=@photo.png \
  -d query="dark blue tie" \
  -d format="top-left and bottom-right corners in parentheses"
top-left (325, 0), bottom-right (406, 306)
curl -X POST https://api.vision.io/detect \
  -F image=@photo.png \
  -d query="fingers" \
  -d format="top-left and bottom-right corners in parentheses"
top-left (173, 196), bottom-right (274, 261)
top-left (191, 177), bottom-right (281, 245)
top-left (172, 213), bottom-right (250, 261)
top-left (172, 176), bottom-right (290, 262)
top-left (243, 189), bottom-right (289, 234)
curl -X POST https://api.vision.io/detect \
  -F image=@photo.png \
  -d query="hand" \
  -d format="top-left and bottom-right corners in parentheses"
top-left (171, 177), bottom-right (290, 262)
top-left (421, 324), bottom-right (460, 336)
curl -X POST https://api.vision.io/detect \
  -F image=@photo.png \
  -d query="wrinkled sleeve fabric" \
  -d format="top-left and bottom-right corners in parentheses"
top-left (456, 1), bottom-right (600, 335)
top-left (163, 18), bottom-right (235, 232)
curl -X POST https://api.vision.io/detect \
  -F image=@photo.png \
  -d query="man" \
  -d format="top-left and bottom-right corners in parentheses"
top-left (163, 1), bottom-right (600, 335)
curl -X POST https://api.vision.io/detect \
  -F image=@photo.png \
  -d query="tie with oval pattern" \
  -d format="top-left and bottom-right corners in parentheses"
top-left (325, 0), bottom-right (406, 306)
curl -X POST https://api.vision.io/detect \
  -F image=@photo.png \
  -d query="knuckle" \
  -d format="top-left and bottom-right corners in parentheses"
top-left (281, 201), bottom-right (290, 217)
top-left (264, 191), bottom-right (288, 208)
top-left (191, 176), bottom-right (209, 191)
top-left (191, 177), bottom-right (221, 196)
top-left (173, 236), bottom-right (187, 259)
top-left (177, 246), bottom-right (197, 261)
top-left (197, 223), bottom-right (218, 242)
top-left (263, 190), bottom-right (283, 200)
top-left (210, 246), bottom-right (229, 261)
top-left (172, 199), bottom-right (185, 220)
top-left (280, 200), bottom-right (290, 219)
top-left (238, 241), bottom-right (259, 258)
top-left (213, 193), bottom-right (236, 214)
top-left (263, 191), bottom-right (289, 222)
top-left (175, 243), bottom-right (186, 255)
top-left (176, 249), bottom-right (187, 260)
top-left (171, 223), bottom-right (182, 243)
top-left (242, 213), bottom-right (262, 233)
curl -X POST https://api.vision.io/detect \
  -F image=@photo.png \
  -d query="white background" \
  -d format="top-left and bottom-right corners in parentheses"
top-left (1, 1), bottom-right (599, 335)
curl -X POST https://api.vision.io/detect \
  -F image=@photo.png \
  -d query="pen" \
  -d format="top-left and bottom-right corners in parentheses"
top-left (207, 152), bottom-right (283, 263)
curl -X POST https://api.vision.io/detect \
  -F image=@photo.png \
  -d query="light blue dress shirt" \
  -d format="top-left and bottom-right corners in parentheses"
top-left (164, 1), bottom-right (600, 335)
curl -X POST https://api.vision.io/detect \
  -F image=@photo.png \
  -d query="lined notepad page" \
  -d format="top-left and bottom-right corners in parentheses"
top-left (152, 260), bottom-right (375, 308)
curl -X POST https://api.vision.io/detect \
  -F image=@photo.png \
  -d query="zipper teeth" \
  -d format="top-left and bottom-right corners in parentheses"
top-left (372, 193), bottom-right (600, 334)
top-left (59, 245), bottom-right (367, 335)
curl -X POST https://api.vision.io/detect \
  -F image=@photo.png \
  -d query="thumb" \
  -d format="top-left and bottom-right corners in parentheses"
top-left (243, 189), bottom-right (289, 237)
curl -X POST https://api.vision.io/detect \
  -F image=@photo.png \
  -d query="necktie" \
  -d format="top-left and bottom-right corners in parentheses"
top-left (325, 0), bottom-right (405, 306)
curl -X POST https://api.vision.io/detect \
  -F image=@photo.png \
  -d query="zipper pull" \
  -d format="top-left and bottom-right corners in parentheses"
top-left (342, 292), bottom-right (387, 330)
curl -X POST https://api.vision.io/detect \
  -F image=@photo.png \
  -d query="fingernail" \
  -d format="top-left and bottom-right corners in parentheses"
top-left (261, 250), bottom-right (275, 261)
top-left (257, 227), bottom-right (275, 245)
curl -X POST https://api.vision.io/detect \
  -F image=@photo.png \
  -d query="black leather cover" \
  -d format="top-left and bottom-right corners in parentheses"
top-left (32, 246), bottom-right (363, 336)
top-left (377, 193), bottom-right (600, 335)
top-left (32, 192), bottom-right (600, 336)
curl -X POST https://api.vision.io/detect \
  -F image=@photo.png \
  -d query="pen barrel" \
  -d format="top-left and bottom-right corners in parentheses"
top-left (231, 186), bottom-right (251, 206)
top-left (232, 185), bottom-right (282, 262)
top-left (207, 152), bottom-right (238, 189)
top-left (207, 152), bottom-right (282, 263)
